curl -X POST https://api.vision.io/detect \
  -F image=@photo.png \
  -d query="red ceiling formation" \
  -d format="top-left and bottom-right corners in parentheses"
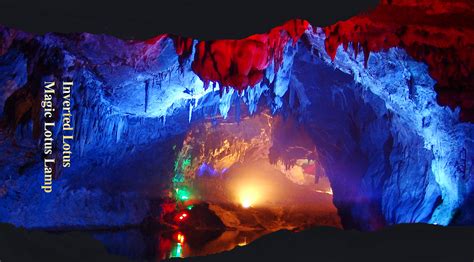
top-left (170, 0), bottom-right (473, 122)
top-left (324, 0), bottom-right (474, 121)
top-left (174, 19), bottom-right (310, 92)
top-left (172, 36), bottom-right (194, 64)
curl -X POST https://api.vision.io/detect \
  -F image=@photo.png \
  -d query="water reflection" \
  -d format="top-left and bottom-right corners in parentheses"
top-left (93, 228), bottom-right (267, 261)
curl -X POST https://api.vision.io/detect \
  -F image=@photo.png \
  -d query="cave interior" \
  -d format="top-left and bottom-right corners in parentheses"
top-left (0, 1), bottom-right (473, 259)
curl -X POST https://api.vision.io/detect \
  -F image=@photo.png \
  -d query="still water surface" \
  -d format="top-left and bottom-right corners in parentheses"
top-left (92, 228), bottom-right (267, 261)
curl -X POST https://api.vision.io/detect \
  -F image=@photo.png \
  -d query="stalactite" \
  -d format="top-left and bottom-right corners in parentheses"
top-left (235, 94), bottom-right (241, 123)
top-left (188, 102), bottom-right (193, 123)
top-left (144, 79), bottom-right (149, 113)
top-left (323, 0), bottom-right (474, 121)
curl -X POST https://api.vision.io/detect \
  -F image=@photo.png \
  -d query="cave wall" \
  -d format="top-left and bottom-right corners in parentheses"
top-left (0, 33), bottom-right (216, 228)
top-left (291, 41), bottom-right (444, 229)
top-left (303, 30), bottom-right (473, 227)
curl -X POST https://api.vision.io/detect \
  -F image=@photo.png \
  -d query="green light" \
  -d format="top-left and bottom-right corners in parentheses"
top-left (182, 158), bottom-right (191, 169)
top-left (172, 145), bottom-right (195, 204)
top-left (186, 205), bottom-right (194, 210)
top-left (175, 187), bottom-right (191, 201)
top-left (172, 174), bottom-right (185, 183)
top-left (170, 243), bottom-right (183, 258)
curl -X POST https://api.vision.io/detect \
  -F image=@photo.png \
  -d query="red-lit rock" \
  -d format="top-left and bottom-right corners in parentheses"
top-left (168, 1), bottom-right (474, 121)
top-left (172, 35), bottom-right (194, 63)
top-left (173, 19), bottom-right (309, 92)
top-left (323, 0), bottom-right (474, 121)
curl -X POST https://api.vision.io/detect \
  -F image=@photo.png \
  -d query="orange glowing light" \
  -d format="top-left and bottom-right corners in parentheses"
top-left (238, 237), bottom-right (248, 246)
top-left (313, 188), bottom-right (333, 195)
top-left (177, 233), bottom-right (185, 243)
top-left (230, 170), bottom-right (273, 209)
top-left (241, 198), bottom-right (252, 208)
top-left (236, 184), bottom-right (263, 208)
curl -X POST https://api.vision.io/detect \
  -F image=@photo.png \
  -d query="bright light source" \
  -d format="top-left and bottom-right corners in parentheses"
top-left (177, 233), bottom-right (185, 243)
top-left (175, 187), bottom-right (191, 201)
top-left (241, 198), bottom-right (252, 208)
top-left (177, 212), bottom-right (189, 222)
top-left (238, 237), bottom-right (248, 246)
top-left (237, 185), bottom-right (262, 208)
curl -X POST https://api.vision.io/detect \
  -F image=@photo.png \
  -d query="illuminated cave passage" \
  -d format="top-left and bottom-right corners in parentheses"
top-left (0, 6), bottom-right (473, 260)
top-left (165, 112), bottom-right (340, 233)
top-left (137, 110), bottom-right (343, 259)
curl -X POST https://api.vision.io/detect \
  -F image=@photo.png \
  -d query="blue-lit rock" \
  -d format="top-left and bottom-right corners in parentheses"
top-left (302, 28), bottom-right (474, 227)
